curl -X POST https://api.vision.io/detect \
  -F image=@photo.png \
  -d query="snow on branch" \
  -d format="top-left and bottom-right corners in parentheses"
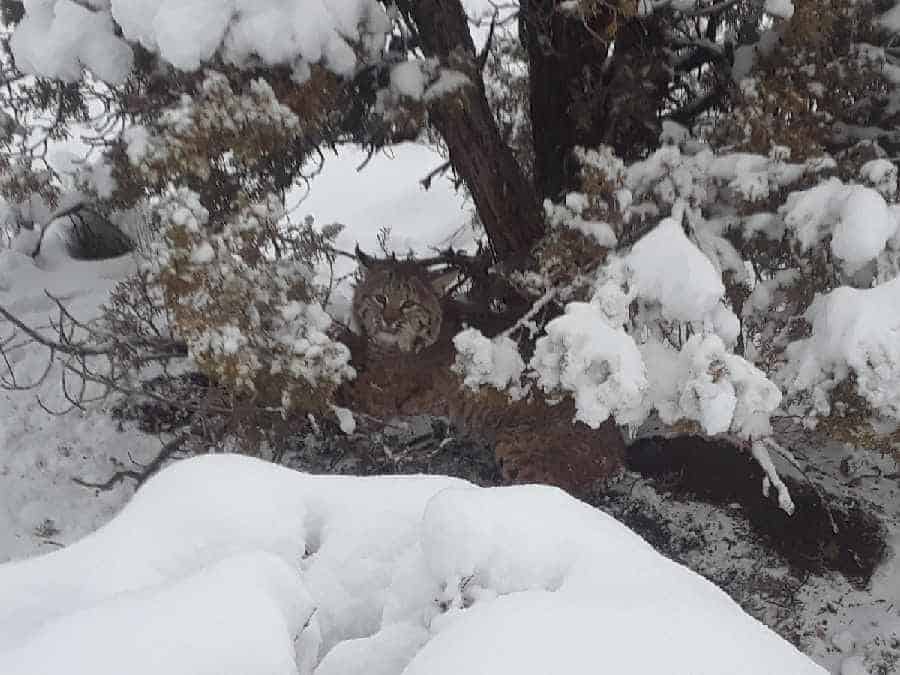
top-left (11, 0), bottom-right (393, 80)
top-left (453, 136), bottom-right (900, 460)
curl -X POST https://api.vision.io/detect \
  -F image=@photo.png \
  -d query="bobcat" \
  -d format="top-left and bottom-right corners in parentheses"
top-left (340, 251), bottom-right (625, 495)
top-left (351, 254), bottom-right (450, 356)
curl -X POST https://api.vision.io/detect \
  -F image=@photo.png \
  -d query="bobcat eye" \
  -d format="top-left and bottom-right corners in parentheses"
top-left (400, 300), bottom-right (414, 311)
top-left (375, 294), bottom-right (387, 306)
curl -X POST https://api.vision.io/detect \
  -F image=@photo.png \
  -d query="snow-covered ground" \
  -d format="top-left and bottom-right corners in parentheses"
top-left (0, 143), bottom-right (895, 674)
top-left (0, 454), bottom-right (825, 674)
top-left (0, 240), bottom-right (159, 560)
top-left (0, 142), bottom-right (470, 561)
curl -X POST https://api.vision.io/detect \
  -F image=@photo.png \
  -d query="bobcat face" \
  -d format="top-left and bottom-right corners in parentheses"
top-left (352, 254), bottom-right (453, 354)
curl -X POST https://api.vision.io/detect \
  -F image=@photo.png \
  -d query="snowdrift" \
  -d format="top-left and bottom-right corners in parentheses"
top-left (0, 454), bottom-right (825, 674)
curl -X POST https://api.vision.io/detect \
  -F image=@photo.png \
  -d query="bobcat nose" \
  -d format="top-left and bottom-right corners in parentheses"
top-left (383, 307), bottom-right (401, 324)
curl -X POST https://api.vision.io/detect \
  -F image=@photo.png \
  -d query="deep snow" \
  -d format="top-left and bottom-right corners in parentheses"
top-left (0, 453), bottom-right (826, 674)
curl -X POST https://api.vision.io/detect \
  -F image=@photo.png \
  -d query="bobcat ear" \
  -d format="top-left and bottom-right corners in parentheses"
top-left (355, 244), bottom-right (374, 268)
top-left (430, 269), bottom-right (459, 296)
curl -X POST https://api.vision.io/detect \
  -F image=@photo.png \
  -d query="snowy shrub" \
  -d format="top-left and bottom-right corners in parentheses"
top-left (149, 186), bottom-right (353, 414)
top-left (112, 70), bottom-right (318, 219)
top-left (452, 328), bottom-right (526, 398)
top-left (643, 334), bottom-right (782, 439)
top-left (450, 126), bottom-right (900, 453)
top-left (782, 278), bottom-right (900, 424)
top-left (530, 302), bottom-right (647, 429)
top-left (5, 0), bottom-right (900, 473)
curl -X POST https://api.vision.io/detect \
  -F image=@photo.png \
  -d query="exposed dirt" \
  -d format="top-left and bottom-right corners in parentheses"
top-left (280, 415), bottom-right (502, 487)
top-left (625, 435), bottom-right (888, 587)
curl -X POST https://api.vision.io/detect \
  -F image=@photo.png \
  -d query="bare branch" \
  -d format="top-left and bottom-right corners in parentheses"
top-left (0, 297), bottom-right (186, 360)
top-left (500, 287), bottom-right (557, 339)
top-left (73, 432), bottom-right (192, 491)
top-left (420, 160), bottom-right (452, 189)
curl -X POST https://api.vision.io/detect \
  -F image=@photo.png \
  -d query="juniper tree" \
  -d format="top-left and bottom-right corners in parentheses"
top-left (1, 0), bottom-right (900, 487)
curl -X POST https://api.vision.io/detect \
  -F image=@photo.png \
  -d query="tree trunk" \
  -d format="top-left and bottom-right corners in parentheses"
top-left (395, 0), bottom-right (545, 261)
top-left (520, 1), bottom-right (669, 199)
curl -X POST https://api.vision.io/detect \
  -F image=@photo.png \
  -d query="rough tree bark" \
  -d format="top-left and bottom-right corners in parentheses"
top-left (520, 1), bottom-right (669, 199)
top-left (394, 0), bottom-right (545, 262)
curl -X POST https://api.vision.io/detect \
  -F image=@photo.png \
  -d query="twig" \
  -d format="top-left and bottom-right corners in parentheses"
top-left (420, 160), bottom-right (452, 189)
top-left (72, 432), bottom-right (191, 491)
top-left (500, 287), bottom-right (557, 339)
top-left (476, 12), bottom-right (498, 72)
top-left (0, 298), bottom-right (185, 360)
top-left (762, 437), bottom-right (839, 534)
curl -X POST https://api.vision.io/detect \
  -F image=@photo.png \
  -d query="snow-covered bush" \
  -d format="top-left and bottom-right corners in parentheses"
top-left (529, 302), bottom-right (647, 429)
top-left (149, 187), bottom-right (353, 414)
top-left (452, 328), bottom-right (527, 398)
top-left (455, 129), bottom-right (900, 455)
top-left (4, 0), bottom-right (900, 468)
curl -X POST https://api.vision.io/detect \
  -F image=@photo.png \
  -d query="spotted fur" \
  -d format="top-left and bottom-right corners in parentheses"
top-left (344, 252), bottom-right (626, 496)
top-left (352, 258), bottom-right (449, 355)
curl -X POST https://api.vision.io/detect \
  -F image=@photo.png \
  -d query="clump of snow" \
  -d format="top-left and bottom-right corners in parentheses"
top-left (542, 146), bottom-right (626, 247)
top-left (391, 60), bottom-right (428, 100)
top-left (530, 302), bottom-right (648, 428)
top-left (452, 328), bottom-right (527, 396)
top-left (765, 0), bottom-right (794, 18)
top-left (0, 454), bottom-right (826, 674)
top-left (544, 197), bottom-right (618, 246)
top-left (625, 215), bottom-right (725, 322)
top-left (783, 276), bottom-right (900, 420)
top-left (122, 125), bottom-right (152, 164)
top-left (660, 119), bottom-right (690, 146)
top-left (831, 187), bottom-right (898, 266)
top-left (421, 69), bottom-right (470, 102)
top-left (642, 334), bottom-right (783, 438)
top-left (1, 551), bottom-right (314, 675)
top-left (781, 179), bottom-right (898, 268)
top-left (860, 159), bottom-right (898, 200)
top-left (832, 629), bottom-right (856, 653)
top-left (11, 0), bottom-right (134, 84)
top-left (382, 59), bottom-right (470, 111)
top-left (709, 302), bottom-right (742, 346)
top-left (751, 439), bottom-right (795, 514)
top-left (590, 258), bottom-right (633, 326)
top-left (13, 0), bottom-right (392, 79)
top-left (331, 405), bottom-right (356, 434)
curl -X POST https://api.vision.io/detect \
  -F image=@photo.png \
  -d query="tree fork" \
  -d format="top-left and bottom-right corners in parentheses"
top-left (394, 0), bottom-right (545, 261)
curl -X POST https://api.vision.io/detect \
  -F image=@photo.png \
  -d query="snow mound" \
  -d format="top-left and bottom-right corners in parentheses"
top-left (0, 454), bottom-right (826, 674)
top-left (1, 551), bottom-right (312, 675)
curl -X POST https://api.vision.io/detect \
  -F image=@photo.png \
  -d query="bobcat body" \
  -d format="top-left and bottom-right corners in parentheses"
top-left (341, 254), bottom-right (625, 494)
